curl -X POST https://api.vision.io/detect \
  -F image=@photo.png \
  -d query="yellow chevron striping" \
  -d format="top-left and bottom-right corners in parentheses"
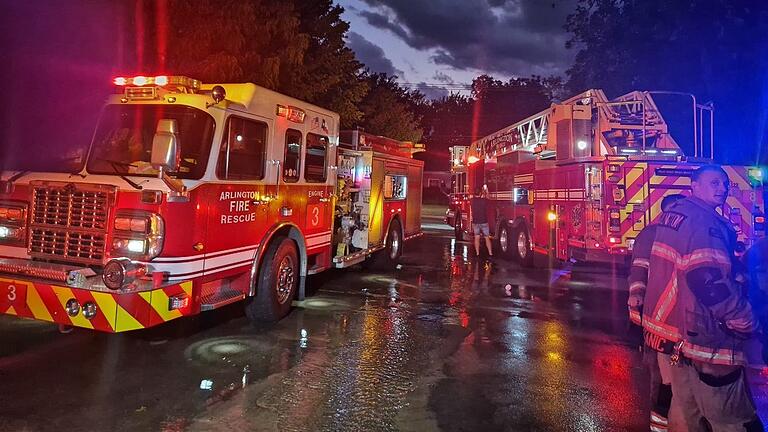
top-left (723, 166), bottom-right (747, 184)
top-left (648, 177), bottom-right (689, 224)
top-left (620, 180), bottom-right (649, 222)
top-left (722, 167), bottom-right (756, 214)
top-left (621, 183), bottom-right (652, 243)
top-left (622, 164), bottom-right (644, 190)
top-left (725, 196), bottom-right (753, 231)
top-left (180, 281), bottom-right (193, 296)
top-left (26, 284), bottom-right (53, 322)
top-left (52, 286), bottom-right (93, 329)
top-left (619, 164), bottom-right (647, 224)
top-left (722, 168), bottom-right (757, 231)
top-left (140, 291), bottom-right (181, 322)
top-left (138, 292), bottom-right (152, 305)
top-left (114, 304), bottom-right (144, 332)
top-left (91, 292), bottom-right (118, 330)
top-left (6, 305), bottom-right (16, 316)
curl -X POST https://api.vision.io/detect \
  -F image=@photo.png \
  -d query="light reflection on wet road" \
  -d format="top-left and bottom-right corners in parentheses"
top-left (1, 226), bottom-right (767, 431)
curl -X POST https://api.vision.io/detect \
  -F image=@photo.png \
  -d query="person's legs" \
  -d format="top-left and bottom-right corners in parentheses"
top-left (655, 352), bottom-right (673, 424)
top-left (472, 224), bottom-right (481, 254)
top-left (483, 224), bottom-right (493, 256)
top-left (646, 349), bottom-right (670, 431)
top-left (668, 362), bottom-right (707, 432)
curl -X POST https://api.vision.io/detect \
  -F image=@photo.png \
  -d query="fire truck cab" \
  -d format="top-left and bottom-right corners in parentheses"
top-left (0, 75), bottom-right (423, 332)
top-left (449, 89), bottom-right (765, 265)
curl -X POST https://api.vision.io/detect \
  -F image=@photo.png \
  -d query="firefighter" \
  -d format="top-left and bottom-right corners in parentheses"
top-left (644, 165), bottom-right (762, 431)
top-left (628, 193), bottom-right (685, 432)
top-left (470, 186), bottom-right (493, 257)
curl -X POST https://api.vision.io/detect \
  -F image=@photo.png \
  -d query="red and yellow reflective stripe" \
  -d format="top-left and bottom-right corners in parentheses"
top-left (0, 278), bottom-right (197, 333)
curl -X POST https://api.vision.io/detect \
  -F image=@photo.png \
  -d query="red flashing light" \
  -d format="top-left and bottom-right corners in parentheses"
top-left (609, 237), bottom-right (620, 244)
top-left (287, 108), bottom-right (306, 123)
top-left (276, 104), bottom-right (306, 123)
top-left (113, 75), bottom-right (160, 86)
top-left (756, 216), bottom-right (765, 224)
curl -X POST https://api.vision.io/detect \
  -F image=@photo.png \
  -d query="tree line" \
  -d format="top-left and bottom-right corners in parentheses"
top-left (146, 0), bottom-right (767, 168)
top-left (3, 0), bottom-right (764, 169)
top-left (136, 0), bottom-right (561, 170)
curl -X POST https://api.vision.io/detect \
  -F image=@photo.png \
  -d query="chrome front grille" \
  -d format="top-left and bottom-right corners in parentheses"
top-left (28, 182), bottom-right (115, 265)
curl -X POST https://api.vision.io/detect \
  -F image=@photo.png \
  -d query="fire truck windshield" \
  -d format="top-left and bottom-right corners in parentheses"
top-left (87, 104), bottom-right (214, 179)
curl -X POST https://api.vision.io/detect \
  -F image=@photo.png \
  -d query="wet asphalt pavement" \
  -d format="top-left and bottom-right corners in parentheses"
top-left (2, 219), bottom-right (768, 431)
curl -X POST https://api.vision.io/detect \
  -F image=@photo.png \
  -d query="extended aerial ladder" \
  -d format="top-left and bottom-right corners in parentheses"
top-left (468, 89), bottom-right (714, 162)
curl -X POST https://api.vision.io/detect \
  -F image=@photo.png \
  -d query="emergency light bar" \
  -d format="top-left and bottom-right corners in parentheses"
top-left (617, 147), bottom-right (678, 156)
top-left (276, 105), bottom-right (306, 123)
top-left (112, 75), bottom-right (201, 91)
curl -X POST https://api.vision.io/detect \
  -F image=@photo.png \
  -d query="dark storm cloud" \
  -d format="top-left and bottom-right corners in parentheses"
top-left (347, 31), bottom-right (405, 77)
top-left (358, 0), bottom-right (576, 76)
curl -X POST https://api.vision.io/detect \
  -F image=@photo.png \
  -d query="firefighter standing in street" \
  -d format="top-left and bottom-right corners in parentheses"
top-left (642, 165), bottom-right (762, 431)
top-left (470, 186), bottom-right (493, 257)
top-left (628, 193), bottom-right (685, 432)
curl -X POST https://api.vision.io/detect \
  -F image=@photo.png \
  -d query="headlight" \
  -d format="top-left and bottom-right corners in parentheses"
top-left (111, 210), bottom-right (164, 260)
top-left (0, 201), bottom-right (28, 246)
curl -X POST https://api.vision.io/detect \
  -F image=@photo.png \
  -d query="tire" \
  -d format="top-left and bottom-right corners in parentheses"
top-left (513, 225), bottom-right (533, 267)
top-left (497, 224), bottom-right (513, 259)
top-left (454, 212), bottom-right (465, 241)
top-left (245, 237), bottom-right (299, 323)
top-left (370, 219), bottom-right (403, 269)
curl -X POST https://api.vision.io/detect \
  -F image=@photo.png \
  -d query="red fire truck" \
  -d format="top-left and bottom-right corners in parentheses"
top-left (0, 75), bottom-right (424, 332)
top-left (448, 89), bottom-right (765, 265)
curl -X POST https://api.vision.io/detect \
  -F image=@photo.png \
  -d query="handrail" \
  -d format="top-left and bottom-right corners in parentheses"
top-left (644, 91), bottom-right (699, 157)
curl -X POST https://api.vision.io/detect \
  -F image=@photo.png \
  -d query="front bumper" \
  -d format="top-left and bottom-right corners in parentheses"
top-left (0, 258), bottom-right (193, 332)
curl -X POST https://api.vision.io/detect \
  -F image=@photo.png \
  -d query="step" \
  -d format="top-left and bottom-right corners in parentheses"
top-left (200, 289), bottom-right (246, 311)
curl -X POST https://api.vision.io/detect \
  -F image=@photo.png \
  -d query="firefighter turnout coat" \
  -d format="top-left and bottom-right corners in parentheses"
top-left (628, 224), bottom-right (657, 326)
top-left (642, 196), bottom-right (756, 367)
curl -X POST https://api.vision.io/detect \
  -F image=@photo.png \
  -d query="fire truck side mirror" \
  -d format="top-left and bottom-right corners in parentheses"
top-left (151, 119), bottom-right (181, 172)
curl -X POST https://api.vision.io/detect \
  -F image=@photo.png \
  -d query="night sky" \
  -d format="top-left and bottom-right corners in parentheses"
top-left (1, 1), bottom-right (765, 167)
top-left (338, 0), bottom-right (577, 98)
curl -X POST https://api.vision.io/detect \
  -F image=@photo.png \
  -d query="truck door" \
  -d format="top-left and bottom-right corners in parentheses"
top-left (368, 157), bottom-right (385, 245)
top-left (203, 114), bottom-right (274, 298)
top-left (303, 132), bottom-right (334, 252)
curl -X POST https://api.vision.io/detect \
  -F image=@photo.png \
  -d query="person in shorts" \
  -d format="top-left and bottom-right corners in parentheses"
top-left (470, 186), bottom-right (493, 257)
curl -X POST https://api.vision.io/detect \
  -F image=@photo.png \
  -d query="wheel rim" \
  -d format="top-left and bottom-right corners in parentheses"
top-left (276, 255), bottom-right (295, 305)
top-left (500, 227), bottom-right (509, 252)
top-left (389, 230), bottom-right (400, 259)
top-left (389, 229), bottom-right (401, 260)
top-left (517, 231), bottom-right (528, 259)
